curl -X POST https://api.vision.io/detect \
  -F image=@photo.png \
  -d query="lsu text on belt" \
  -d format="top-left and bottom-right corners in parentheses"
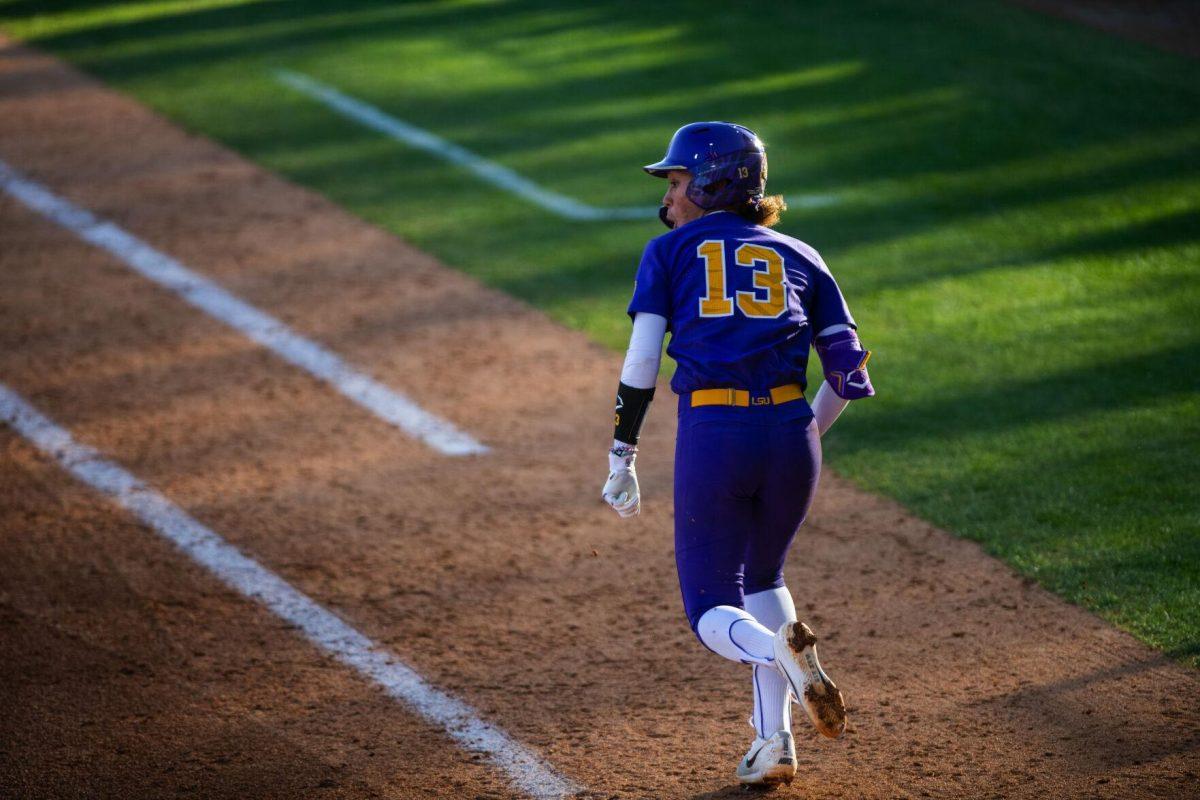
top-left (689, 383), bottom-right (804, 408)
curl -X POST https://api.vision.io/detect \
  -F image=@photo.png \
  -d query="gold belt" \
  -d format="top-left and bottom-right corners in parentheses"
top-left (690, 383), bottom-right (804, 408)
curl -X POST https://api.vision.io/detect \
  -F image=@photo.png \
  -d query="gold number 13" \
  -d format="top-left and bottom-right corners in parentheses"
top-left (697, 240), bottom-right (786, 318)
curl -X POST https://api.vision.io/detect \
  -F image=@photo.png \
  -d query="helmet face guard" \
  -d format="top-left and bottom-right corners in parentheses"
top-left (644, 121), bottom-right (767, 211)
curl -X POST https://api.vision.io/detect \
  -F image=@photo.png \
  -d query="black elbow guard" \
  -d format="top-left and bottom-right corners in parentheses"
top-left (613, 382), bottom-right (655, 445)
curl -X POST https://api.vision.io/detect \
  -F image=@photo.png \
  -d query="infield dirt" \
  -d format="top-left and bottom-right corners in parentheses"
top-left (1, 39), bottom-right (1197, 799)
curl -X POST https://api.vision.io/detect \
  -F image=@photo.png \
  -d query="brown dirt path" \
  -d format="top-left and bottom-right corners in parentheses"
top-left (1, 39), bottom-right (1198, 799)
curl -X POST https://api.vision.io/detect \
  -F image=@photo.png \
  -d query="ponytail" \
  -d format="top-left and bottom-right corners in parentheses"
top-left (735, 194), bottom-right (787, 227)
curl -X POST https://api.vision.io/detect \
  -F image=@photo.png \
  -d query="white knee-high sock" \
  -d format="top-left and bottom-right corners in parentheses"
top-left (745, 587), bottom-right (798, 738)
top-left (695, 605), bottom-right (776, 667)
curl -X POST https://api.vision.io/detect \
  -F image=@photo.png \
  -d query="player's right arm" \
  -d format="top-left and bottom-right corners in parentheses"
top-left (603, 237), bottom-right (672, 518)
top-left (602, 312), bottom-right (667, 517)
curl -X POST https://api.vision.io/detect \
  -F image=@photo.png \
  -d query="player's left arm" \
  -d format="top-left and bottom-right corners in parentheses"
top-left (602, 312), bottom-right (667, 517)
top-left (811, 323), bottom-right (874, 436)
top-left (803, 246), bottom-right (875, 437)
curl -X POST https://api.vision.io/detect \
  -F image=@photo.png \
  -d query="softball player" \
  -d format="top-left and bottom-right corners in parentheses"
top-left (601, 122), bottom-right (874, 786)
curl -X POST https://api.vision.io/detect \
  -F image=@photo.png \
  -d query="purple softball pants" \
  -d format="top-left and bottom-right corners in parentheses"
top-left (673, 397), bottom-right (822, 630)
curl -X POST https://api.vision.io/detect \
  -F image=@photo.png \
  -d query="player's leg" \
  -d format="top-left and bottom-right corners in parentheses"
top-left (735, 586), bottom-right (799, 785)
top-left (745, 416), bottom-right (821, 587)
top-left (673, 412), bottom-right (777, 666)
top-left (732, 420), bottom-right (810, 786)
top-left (752, 415), bottom-right (846, 739)
top-left (674, 410), bottom-right (801, 785)
top-left (745, 587), bottom-right (797, 738)
top-left (692, 605), bottom-right (776, 666)
top-left (740, 415), bottom-right (817, 739)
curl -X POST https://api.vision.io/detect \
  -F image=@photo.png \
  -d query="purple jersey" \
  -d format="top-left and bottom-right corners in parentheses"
top-left (627, 211), bottom-right (855, 397)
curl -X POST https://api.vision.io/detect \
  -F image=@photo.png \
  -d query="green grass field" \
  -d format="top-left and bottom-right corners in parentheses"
top-left (3, 0), bottom-right (1197, 665)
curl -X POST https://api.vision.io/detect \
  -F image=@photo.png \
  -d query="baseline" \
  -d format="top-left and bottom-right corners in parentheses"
top-left (0, 159), bottom-right (487, 456)
top-left (0, 381), bottom-right (577, 800)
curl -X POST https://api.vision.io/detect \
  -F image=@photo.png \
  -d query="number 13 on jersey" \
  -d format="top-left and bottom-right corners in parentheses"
top-left (697, 239), bottom-right (786, 319)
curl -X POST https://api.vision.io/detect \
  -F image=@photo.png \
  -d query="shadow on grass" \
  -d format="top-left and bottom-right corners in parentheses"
top-left (5, 0), bottom-right (1198, 181)
top-left (835, 340), bottom-right (1200, 454)
top-left (1167, 642), bottom-right (1200, 660)
top-left (4, 0), bottom-right (1197, 312)
top-left (845, 204), bottom-right (1200, 296)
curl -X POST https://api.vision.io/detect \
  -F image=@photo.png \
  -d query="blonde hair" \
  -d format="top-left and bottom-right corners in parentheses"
top-left (736, 194), bottom-right (787, 227)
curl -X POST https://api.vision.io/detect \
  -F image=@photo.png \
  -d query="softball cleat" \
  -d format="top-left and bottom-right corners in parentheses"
top-left (773, 621), bottom-right (847, 739)
top-left (736, 729), bottom-right (796, 786)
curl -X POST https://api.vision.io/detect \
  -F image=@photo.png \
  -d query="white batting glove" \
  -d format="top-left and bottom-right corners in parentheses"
top-left (602, 444), bottom-right (641, 518)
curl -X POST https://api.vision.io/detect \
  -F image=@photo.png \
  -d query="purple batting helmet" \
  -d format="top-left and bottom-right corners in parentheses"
top-left (643, 121), bottom-right (767, 210)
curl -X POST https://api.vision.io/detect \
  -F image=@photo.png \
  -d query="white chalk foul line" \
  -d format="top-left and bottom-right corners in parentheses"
top-left (0, 159), bottom-right (487, 456)
top-left (0, 382), bottom-right (579, 800)
top-left (274, 69), bottom-right (839, 218)
top-left (275, 68), bottom-right (657, 221)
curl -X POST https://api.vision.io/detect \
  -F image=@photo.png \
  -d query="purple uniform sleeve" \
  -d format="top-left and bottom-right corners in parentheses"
top-left (627, 239), bottom-right (672, 322)
top-left (806, 251), bottom-right (873, 400)
top-left (808, 255), bottom-right (856, 334)
top-left (815, 329), bottom-right (875, 399)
